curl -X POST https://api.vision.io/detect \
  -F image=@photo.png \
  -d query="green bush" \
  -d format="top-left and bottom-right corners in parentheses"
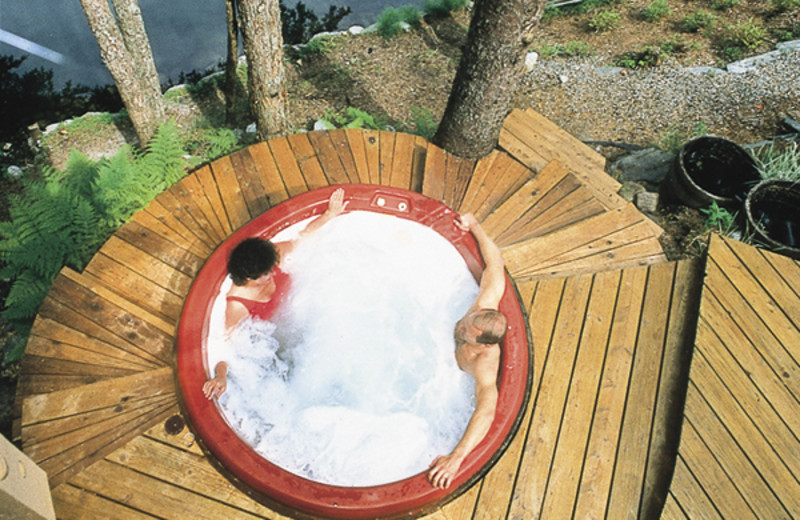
top-left (422, 0), bottom-right (469, 17)
top-left (588, 9), bottom-right (622, 32)
top-left (376, 6), bottom-right (421, 39)
top-left (642, 0), bottom-right (670, 22)
top-left (538, 40), bottom-right (593, 58)
top-left (618, 46), bottom-right (662, 69)
top-left (772, 0), bottom-right (800, 12)
top-left (280, 1), bottom-right (351, 45)
top-left (405, 107), bottom-right (438, 139)
top-left (0, 121), bottom-right (186, 323)
top-left (722, 18), bottom-right (769, 51)
top-left (320, 107), bottom-right (388, 130)
top-left (711, 0), bottom-right (739, 10)
top-left (681, 10), bottom-right (716, 32)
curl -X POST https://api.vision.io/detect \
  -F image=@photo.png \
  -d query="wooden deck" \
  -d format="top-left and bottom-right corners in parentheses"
top-left (12, 108), bottom-right (740, 519)
top-left (662, 235), bottom-right (800, 519)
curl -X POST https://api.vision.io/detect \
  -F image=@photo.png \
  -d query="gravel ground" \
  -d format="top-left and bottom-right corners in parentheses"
top-left (518, 45), bottom-right (800, 151)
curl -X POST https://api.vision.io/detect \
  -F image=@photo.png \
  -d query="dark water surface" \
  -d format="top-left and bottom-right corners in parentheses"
top-left (0, 0), bottom-right (423, 88)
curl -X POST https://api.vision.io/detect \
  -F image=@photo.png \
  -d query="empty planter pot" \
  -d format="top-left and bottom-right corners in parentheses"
top-left (663, 136), bottom-right (760, 208)
top-left (745, 179), bottom-right (800, 259)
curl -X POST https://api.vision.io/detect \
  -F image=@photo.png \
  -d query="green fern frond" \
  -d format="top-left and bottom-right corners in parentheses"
top-left (1, 270), bottom-right (53, 320)
top-left (142, 120), bottom-right (186, 187)
top-left (62, 149), bottom-right (101, 200)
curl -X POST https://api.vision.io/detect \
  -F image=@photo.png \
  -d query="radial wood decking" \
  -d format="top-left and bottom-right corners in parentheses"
top-left (15, 109), bottom-right (684, 519)
top-left (661, 235), bottom-right (800, 520)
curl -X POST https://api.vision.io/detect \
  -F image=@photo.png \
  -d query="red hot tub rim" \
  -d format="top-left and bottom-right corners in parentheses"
top-left (176, 184), bottom-right (533, 519)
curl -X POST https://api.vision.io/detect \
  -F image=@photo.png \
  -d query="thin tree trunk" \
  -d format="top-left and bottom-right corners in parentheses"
top-left (79, 0), bottom-right (163, 145)
top-left (224, 0), bottom-right (240, 125)
top-left (236, 0), bottom-right (288, 140)
top-left (432, 0), bottom-right (546, 159)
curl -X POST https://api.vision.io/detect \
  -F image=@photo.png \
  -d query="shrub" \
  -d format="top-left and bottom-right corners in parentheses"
top-left (405, 107), bottom-right (438, 139)
top-left (538, 40), bottom-right (593, 58)
top-left (0, 121), bottom-right (187, 323)
top-left (681, 10), bottom-right (716, 32)
top-left (280, 1), bottom-right (352, 45)
top-left (588, 9), bottom-right (622, 32)
top-left (376, 6), bottom-right (421, 39)
top-left (618, 46), bottom-right (662, 69)
top-left (320, 107), bottom-right (388, 130)
top-left (772, 0), bottom-right (800, 12)
top-left (642, 0), bottom-right (670, 22)
top-left (422, 0), bottom-right (469, 17)
top-left (711, 0), bottom-right (739, 10)
top-left (755, 142), bottom-right (800, 182)
top-left (723, 18), bottom-right (769, 51)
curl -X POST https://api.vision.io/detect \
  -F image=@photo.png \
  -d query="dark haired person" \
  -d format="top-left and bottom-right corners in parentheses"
top-left (203, 188), bottom-right (347, 400)
top-left (428, 213), bottom-right (507, 489)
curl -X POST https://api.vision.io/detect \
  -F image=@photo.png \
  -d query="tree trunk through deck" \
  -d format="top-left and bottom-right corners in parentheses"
top-left (433, 0), bottom-right (547, 160)
top-left (237, 0), bottom-right (289, 140)
top-left (224, 0), bottom-right (240, 125)
top-left (79, 0), bottom-right (164, 146)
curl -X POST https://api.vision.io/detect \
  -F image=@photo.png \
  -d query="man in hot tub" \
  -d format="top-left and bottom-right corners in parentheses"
top-left (428, 212), bottom-right (507, 489)
top-left (202, 188), bottom-right (347, 400)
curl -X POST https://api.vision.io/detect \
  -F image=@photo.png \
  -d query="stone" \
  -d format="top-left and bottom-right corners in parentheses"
top-left (6, 165), bottom-right (23, 178)
top-left (524, 52), bottom-right (538, 72)
top-left (313, 120), bottom-right (332, 131)
top-left (635, 191), bottom-right (660, 213)
top-left (609, 147), bottom-right (675, 184)
top-left (245, 123), bottom-right (257, 134)
top-left (348, 25), bottom-right (364, 35)
top-left (618, 181), bottom-right (646, 202)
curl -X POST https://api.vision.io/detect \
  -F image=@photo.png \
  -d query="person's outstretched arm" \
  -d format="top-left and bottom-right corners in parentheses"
top-left (203, 361), bottom-right (228, 400)
top-left (457, 213), bottom-right (505, 311)
top-left (427, 351), bottom-right (499, 489)
top-left (276, 187), bottom-right (347, 256)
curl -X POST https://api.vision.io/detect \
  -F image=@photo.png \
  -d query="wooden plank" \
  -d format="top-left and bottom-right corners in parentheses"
top-left (540, 269), bottom-right (620, 519)
top-left (209, 154), bottom-right (251, 231)
top-left (141, 198), bottom-right (214, 256)
top-left (115, 220), bottom-right (204, 279)
top-left (22, 367), bottom-right (173, 426)
top-left (437, 483), bottom-right (480, 519)
top-left (481, 160), bottom-right (570, 239)
top-left (684, 382), bottom-right (790, 516)
top-left (46, 271), bottom-right (173, 363)
top-left (153, 189), bottom-right (218, 249)
top-left (131, 204), bottom-right (211, 259)
top-left (607, 262), bottom-right (674, 519)
top-left (53, 483), bottom-right (155, 520)
top-left (83, 253), bottom-right (184, 323)
top-left (69, 460), bottom-right (268, 520)
top-left (171, 173), bottom-right (227, 245)
top-left (529, 277), bottom-right (566, 391)
top-left (498, 124), bottom-right (549, 173)
top-left (573, 265), bottom-right (647, 519)
top-left (243, 141), bottom-right (291, 208)
top-left (458, 151), bottom-right (499, 215)
top-left (421, 143), bottom-right (447, 202)
top-left (689, 348), bottom-right (800, 515)
top-left (328, 129), bottom-right (360, 184)
top-left (642, 259), bottom-right (704, 519)
top-left (343, 128), bottom-right (371, 183)
top-left (20, 355), bottom-right (138, 382)
top-left (443, 152), bottom-right (461, 209)
top-left (507, 274), bottom-right (593, 519)
top-left (378, 131), bottom-right (396, 185)
top-left (676, 421), bottom-right (757, 519)
top-left (23, 335), bottom-right (151, 374)
top-left (470, 154), bottom-right (533, 222)
top-left (300, 131), bottom-right (345, 186)
top-left (105, 435), bottom-right (287, 518)
top-left (703, 254), bottom-right (800, 398)
top-left (91, 236), bottom-right (193, 297)
top-left (388, 132), bottom-right (416, 190)
top-left (411, 135), bottom-right (427, 193)
top-left (194, 163), bottom-right (233, 236)
top-left (699, 294), bottom-right (800, 437)
top-left (269, 136), bottom-right (308, 197)
top-left (228, 147), bottom-right (271, 218)
top-left (661, 493), bottom-right (690, 520)
top-left (667, 457), bottom-right (723, 520)
top-left (29, 317), bottom-right (159, 370)
top-left (361, 129), bottom-right (381, 184)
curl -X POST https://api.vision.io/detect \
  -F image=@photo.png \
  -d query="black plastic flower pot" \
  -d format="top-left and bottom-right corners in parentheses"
top-left (745, 179), bottom-right (800, 259)
top-left (662, 136), bottom-right (760, 209)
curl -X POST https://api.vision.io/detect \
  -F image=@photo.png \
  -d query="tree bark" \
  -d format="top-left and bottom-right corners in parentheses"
top-left (432, 0), bottom-right (547, 159)
top-left (236, 0), bottom-right (289, 140)
top-left (224, 0), bottom-right (240, 125)
top-left (79, 0), bottom-right (164, 146)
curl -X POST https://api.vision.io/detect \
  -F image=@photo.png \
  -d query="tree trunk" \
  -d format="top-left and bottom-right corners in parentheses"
top-left (432, 0), bottom-right (546, 159)
top-left (224, 0), bottom-right (240, 125)
top-left (79, 0), bottom-right (164, 146)
top-left (236, 0), bottom-right (289, 140)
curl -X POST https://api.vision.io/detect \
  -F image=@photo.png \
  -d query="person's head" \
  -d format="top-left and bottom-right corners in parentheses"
top-left (457, 309), bottom-right (508, 345)
top-left (228, 237), bottom-right (278, 286)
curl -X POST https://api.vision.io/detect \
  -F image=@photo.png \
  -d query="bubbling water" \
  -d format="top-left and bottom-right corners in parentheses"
top-left (206, 211), bottom-right (479, 486)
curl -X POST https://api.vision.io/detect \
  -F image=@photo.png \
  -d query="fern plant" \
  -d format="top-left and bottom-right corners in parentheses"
top-left (0, 120), bottom-right (187, 325)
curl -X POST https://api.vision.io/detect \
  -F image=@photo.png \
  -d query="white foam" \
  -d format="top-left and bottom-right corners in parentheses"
top-left (206, 211), bottom-right (478, 486)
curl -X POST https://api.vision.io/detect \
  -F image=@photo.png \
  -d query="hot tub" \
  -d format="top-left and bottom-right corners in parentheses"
top-left (176, 185), bottom-right (532, 519)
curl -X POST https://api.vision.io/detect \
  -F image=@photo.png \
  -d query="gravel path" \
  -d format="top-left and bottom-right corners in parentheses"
top-left (518, 43), bottom-right (800, 151)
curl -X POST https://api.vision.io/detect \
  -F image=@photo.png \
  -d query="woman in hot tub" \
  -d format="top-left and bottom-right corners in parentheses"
top-left (202, 188), bottom-right (347, 400)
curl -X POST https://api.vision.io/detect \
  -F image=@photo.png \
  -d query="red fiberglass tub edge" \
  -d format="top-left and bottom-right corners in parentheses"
top-left (175, 184), bottom-right (532, 520)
